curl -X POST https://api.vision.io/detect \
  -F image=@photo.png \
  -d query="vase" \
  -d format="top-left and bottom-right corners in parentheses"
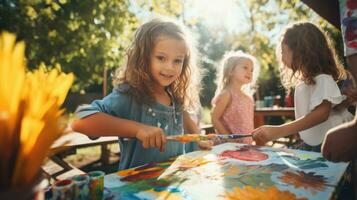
top-left (0, 173), bottom-right (46, 200)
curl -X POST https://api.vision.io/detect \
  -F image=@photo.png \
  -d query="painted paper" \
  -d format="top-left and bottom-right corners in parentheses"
top-left (105, 143), bottom-right (348, 200)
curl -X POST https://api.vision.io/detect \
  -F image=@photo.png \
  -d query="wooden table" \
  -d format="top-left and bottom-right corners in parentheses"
top-left (104, 143), bottom-right (349, 200)
top-left (254, 107), bottom-right (295, 128)
top-left (44, 132), bottom-right (118, 180)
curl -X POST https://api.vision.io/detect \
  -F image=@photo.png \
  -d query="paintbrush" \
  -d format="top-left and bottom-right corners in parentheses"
top-left (166, 133), bottom-right (253, 143)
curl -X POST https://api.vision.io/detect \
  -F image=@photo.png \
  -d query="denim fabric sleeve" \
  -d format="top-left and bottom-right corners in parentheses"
top-left (75, 89), bottom-right (132, 119)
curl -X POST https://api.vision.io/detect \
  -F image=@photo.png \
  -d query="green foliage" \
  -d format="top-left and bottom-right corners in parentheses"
top-left (192, 0), bottom-right (344, 107)
top-left (0, 0), bottom-right (344, 100)
top-left (195, 24), bottom-right (229, 107)
top-left (0, 0), bottom-right (138, 93)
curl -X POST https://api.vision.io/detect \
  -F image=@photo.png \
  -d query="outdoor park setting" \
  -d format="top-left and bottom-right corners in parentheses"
top-left (0, 0), bottom-right (356, 199)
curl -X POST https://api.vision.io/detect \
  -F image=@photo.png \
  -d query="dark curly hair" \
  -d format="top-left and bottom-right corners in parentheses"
top-left (277, 22), bottom-right (345, 88)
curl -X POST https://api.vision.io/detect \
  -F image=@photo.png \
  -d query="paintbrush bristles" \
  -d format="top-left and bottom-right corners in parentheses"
top-left (0, 32), bottom-right (74, 189)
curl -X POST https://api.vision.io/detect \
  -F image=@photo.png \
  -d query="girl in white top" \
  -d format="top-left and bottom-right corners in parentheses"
top-left (252, 22), bottom-right (353, 152)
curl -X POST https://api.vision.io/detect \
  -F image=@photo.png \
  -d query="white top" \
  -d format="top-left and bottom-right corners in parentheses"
top-left (294, 74), bottom-right (353, 146)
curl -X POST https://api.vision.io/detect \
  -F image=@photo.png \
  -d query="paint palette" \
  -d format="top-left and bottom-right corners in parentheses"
top-left (104, 143), bottom-right (349, 200)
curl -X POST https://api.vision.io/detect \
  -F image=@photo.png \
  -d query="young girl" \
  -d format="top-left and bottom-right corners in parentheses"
top-left (211, 51), bottom-right (260, 144)
top-left (71, 18), bottom-right (205, 170)
top-left (252, 22), bottom-right (354, 152)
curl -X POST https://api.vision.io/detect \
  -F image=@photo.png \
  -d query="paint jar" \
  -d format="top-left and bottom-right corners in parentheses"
top-left (88, 171), bottom-right (105, 200)
top-left (72, 174), bottom-right (90, 200)
top-left (264, 96), bottom-right (273, 107)
top-left (52, 179), bottom-right (74, 200)
top-left (255, 100), bottom-right (265, 108)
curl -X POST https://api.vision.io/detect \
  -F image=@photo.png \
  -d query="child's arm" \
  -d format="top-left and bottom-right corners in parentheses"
top-left (252, 100), bottom-right (332, 145)
top-left (211, 91), bottom-right (231, 134)
top-left (72, 113), bottom-right (167, 151)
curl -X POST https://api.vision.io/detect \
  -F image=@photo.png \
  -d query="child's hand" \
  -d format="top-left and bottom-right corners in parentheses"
top-left (136, 126), bottom-right (167, 152)
top-left (251, 125), bottom-right (279, 146)
top-left (197, 140), bottom-right (214, 150)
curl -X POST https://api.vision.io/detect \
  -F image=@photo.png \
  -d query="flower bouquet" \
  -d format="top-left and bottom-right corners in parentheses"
top-left (0, 32), bottom-right (74, 199)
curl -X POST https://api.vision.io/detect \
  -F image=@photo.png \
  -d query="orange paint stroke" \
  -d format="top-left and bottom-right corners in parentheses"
top-left (172, 157), bottom-right (212, 170)
top-left (225, 186), bottom-right (307, 200)
top-left (168, 134), bottom-right (216, 143)
top-left (120, 168), bottom-right (164, 182)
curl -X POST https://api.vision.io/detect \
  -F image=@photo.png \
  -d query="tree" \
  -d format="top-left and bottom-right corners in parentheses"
top-left (194, 23), bottom-right (230, 107)
top-left (0, 0), bottom-right (138, 93)
top-left (231, 0), bottom-right (343, 99)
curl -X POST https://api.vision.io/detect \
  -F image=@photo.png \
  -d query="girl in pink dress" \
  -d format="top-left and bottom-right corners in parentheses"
top-left (211, 51), bottom-right (260, 144)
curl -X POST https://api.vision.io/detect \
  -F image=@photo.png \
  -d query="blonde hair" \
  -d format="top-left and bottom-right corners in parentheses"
top-left (277, 22), bottom-right (345, 88)
top-left (214, 51), bottom-right (260, 97)
top-left (112, 18), bottom-right (201, 110)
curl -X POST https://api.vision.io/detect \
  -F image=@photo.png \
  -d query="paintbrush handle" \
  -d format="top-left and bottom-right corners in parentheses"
top-left (217, 134), bottom-right (253, 140)
top-left (166, 134), bottom-right (252, 143)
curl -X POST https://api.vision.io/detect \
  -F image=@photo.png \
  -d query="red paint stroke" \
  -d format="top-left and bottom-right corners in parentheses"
top-left (220, 147), bottom-right (268, 162)
top-left (121, 168), bottom-right (164, 182)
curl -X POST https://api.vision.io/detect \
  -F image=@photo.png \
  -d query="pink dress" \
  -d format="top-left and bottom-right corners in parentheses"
top-left (220, 91), bottom-right (254, 144)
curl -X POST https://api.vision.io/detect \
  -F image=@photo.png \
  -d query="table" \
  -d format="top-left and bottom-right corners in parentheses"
top-left (254, 107), bottom-right (295, 128)
top-left (104, 143), bottom-right (348, 200)
top-left (45, 132), bottom-right (118, 180)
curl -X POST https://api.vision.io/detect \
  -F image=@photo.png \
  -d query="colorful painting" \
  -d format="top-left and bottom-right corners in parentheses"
top-left (104, 143), bottom-right (348, 200)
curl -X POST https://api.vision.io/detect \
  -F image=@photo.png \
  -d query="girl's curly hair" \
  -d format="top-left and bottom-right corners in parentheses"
top-left (112, 18), bottom-right (202, 111)
top-left (277, 22), bottom-right (345, 88)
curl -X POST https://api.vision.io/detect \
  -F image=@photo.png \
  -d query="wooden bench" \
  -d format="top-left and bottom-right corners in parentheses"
top-left (43, 132), bottom-right (118, 180)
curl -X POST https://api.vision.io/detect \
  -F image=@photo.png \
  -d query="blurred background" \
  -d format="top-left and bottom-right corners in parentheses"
top-left (0, 0), bottom-right (345, 124)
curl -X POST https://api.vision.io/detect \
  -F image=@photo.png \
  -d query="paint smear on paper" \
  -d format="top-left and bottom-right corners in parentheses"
top-left (225, 186), bottom-right (307, 200)
top-left (220, 147), bottom-right (268, 162)
top-left (278, 171), bottom-right (328, 193)
top-left (120, 168), bottom-right (164, 182)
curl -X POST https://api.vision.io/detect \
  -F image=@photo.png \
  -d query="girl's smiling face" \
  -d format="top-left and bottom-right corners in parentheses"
top-left (150, 35), bottom-right (187, 90)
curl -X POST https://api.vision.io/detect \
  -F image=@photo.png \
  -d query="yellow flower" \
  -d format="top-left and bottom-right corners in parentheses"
top-left (0, 32), bottom-right (74, 188)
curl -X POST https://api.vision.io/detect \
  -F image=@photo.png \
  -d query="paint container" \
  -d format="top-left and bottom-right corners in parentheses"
top-left (72, 174), bottom-right (90, 200)
top-left (52, 179), bottom-right (74, 200)
top-left (255, 100), bottom-right (265, 108)
top-left (88, 171), bottom-right (105, 200)
top-left (264, 96), bottom-right (273, 107)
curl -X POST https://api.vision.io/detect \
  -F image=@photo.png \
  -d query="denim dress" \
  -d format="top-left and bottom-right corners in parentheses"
top-left (76, 84), bottom-right (188, 170)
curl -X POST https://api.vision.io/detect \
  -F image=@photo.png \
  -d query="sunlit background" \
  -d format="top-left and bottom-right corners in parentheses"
top-left (0, 0), bottom-right (342, 124)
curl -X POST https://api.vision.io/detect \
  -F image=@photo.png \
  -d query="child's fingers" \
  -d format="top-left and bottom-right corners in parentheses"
top-left (251, 131), bottom-right (260, 141)
top-left (149, 137), bottom-right (156, 148)
top-left (252, 131), bottom-right (266, 146)
top-left (250, 128), bottom-right (261, 139)
top-left (160, 133), bottom-right (166, 152)
top-left (198, 141), bottom-right (213, 150)
top-left (155, 134), bottom-right (162, 149)
top-left (142, 140), bottom-right (149, 148)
